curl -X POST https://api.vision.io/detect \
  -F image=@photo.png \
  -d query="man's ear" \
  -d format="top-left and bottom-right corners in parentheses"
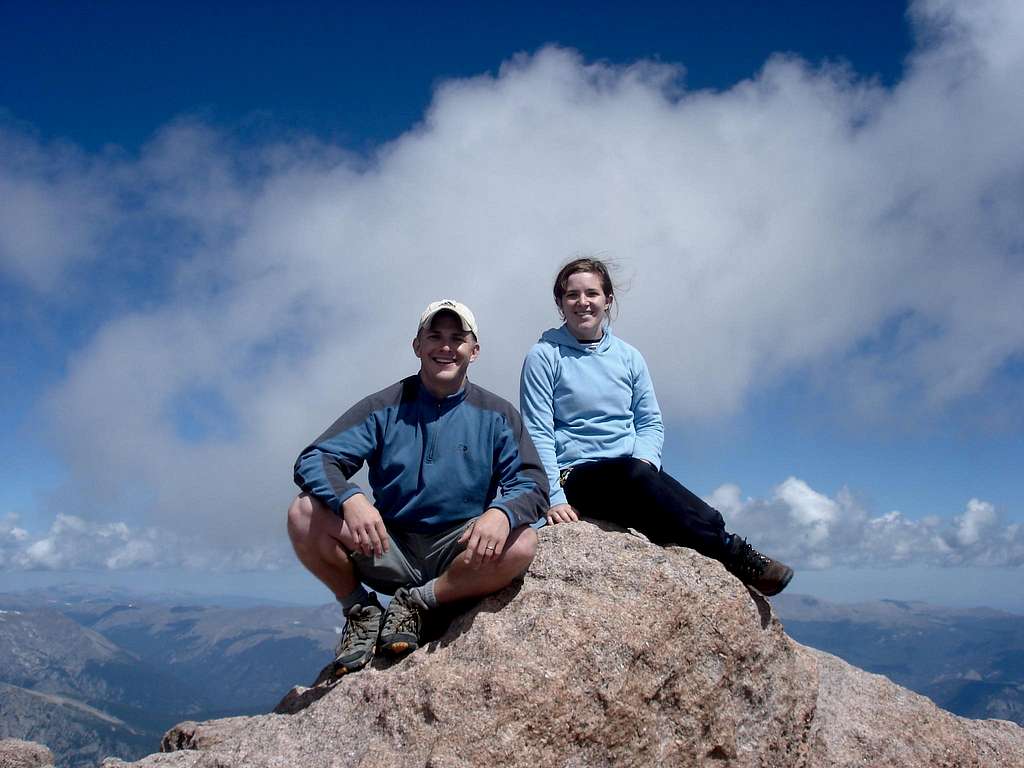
top-left (469, 341), bottom-right (480, 363)
top-left (412, 335), bottom-right (422, 359)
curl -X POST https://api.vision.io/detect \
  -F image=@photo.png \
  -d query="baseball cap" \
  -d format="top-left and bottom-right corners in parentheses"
top-left (418, 299), bottom-right (479, 338)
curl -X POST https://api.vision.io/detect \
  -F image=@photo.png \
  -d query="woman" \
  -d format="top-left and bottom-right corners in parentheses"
top-left (519, 257), bottom-right (793, 596)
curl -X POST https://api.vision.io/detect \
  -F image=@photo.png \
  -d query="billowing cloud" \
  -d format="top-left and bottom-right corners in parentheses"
top-left (0, 0), bottom-right (1020, 560)
top-left (713, 479), bottom-right (1024, 569)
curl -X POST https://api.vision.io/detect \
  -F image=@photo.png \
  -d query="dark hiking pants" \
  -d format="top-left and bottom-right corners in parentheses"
top-left (562, 457), bottom-right (730, 561)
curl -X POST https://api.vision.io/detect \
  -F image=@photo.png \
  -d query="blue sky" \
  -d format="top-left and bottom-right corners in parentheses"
top-left (2, 1), bottom-right (1023, 609)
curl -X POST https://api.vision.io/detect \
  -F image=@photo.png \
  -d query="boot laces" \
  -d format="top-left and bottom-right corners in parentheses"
top-left (337, 603), bottom-right (380, 653)
top-left (733, 538), bottom-right (771, 580)
top-left (383, 592), bottom-right (421, 636)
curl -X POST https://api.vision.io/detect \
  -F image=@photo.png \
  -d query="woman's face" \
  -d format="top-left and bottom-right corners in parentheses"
top-left (560, 271), bottom-right (612, 340)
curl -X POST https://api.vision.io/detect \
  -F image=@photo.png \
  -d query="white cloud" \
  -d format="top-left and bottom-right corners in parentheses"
top-left (775, 477), bottom-right (838, 547)
top-left (0, 512), bottom-right (290, 572)
top-left (0, 514), bottom-right (30, 567)
top-left (0, 126), bottom-right (117, 291)
top-left (953, 498), bottom-right (997, 547)
top-left (718, 479), bottom-right (1024, 569)
top-left (0, 0), bottom-right (1019, 559)
top-left (4, 478), bottom-right (1019, 574)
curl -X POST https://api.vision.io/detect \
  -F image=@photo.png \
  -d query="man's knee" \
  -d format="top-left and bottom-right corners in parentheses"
top-left (287, 495), bottom-right (311, 541)
top-left (503, 526), bottom-right (538, 572)
top-left (287, 493), bottom-right (333, 551)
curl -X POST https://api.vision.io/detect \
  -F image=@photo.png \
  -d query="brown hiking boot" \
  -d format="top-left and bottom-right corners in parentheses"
top-left (725, 536), bottom-right (793, 596)
top-left (312, 597), bottom-right (383, 685)
top-left (378, 587), bottom-right (426, 656)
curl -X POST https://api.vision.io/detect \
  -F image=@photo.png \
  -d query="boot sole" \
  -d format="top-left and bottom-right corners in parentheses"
top-left (380, 638), bottom-right (419, 656)
top-left (313, 647), bottom-right (375, 685)
top-left (756, 567), bottom-right (794, 597)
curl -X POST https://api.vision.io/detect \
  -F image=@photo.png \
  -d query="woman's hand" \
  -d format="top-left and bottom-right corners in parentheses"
top-left (547, 503), bottom-right (580, 525)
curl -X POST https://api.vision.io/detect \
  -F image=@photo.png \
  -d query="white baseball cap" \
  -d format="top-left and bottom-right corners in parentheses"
top-left (418, 299), bottom-right (479, 338)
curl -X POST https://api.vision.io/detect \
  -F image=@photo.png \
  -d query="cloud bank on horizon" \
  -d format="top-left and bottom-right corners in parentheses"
top-left (2, 481), bottom-right (1021, 572)
top-left (2, 0), bottom-right (1023, 572)
top-left (714, 481), bottom-right (1023, 569)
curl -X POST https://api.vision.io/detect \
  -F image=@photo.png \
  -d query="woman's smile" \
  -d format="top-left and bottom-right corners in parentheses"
top-left (561, 271), bottom-right (611, 341)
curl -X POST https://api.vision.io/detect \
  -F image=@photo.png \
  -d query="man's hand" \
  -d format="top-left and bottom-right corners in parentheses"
top-left (459, 508), bottom-right (511, 568)
top-left (341, 494), bottom-right (390, 557)
top-left (547, 503), bottom-right (579, 525)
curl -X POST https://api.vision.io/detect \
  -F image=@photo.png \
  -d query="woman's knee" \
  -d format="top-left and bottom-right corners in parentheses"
top-left (625, 457), bottom-right (660, 486)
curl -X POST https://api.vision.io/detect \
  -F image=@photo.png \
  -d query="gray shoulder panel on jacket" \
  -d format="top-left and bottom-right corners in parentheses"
top-left (308, 376), bottom-right (416, 445)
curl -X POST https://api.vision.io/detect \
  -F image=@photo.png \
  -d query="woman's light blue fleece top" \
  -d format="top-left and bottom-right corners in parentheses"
top-left (519, 324), bottom-right (664, 507)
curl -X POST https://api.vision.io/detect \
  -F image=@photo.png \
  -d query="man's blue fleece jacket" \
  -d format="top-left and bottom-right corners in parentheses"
top-left (294, 376), bottom-right (549, 532)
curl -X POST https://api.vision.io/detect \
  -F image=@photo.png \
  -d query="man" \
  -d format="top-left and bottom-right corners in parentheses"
top-left (288, 299), bottom-right (547, 683)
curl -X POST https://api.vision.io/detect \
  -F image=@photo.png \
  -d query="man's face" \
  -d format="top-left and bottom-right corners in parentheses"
top-left (413, 312), bottom-right (479, 397)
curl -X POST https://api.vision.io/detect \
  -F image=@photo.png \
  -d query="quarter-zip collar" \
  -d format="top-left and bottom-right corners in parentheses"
top-left (416, 375), bottom-right (469, 412)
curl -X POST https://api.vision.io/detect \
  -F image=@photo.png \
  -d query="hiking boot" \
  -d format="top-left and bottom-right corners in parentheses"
top-left (313, 597), bottom-right (383, 685)
top-left (379, 587), bottom-right (425, 657)
top-left (725, 536), bottom-right (793, 596)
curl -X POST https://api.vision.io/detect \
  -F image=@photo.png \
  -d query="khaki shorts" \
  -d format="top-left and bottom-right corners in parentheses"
top-left (349, 518), bottom-right (473, 595)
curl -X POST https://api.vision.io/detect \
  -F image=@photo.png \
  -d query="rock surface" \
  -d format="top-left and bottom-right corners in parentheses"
top-left (0, 738), bottom-right (54, 768)
top-left (101, 522), bottom-right (1024, 768)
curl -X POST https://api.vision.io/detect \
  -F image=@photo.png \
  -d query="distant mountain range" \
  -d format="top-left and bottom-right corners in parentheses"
top-left (0, 585), bottom-right (340, 767)
top-left (773, 593), bottom-right (1024, 725)
top-left (1, 585), bottom-right (1021, 767)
